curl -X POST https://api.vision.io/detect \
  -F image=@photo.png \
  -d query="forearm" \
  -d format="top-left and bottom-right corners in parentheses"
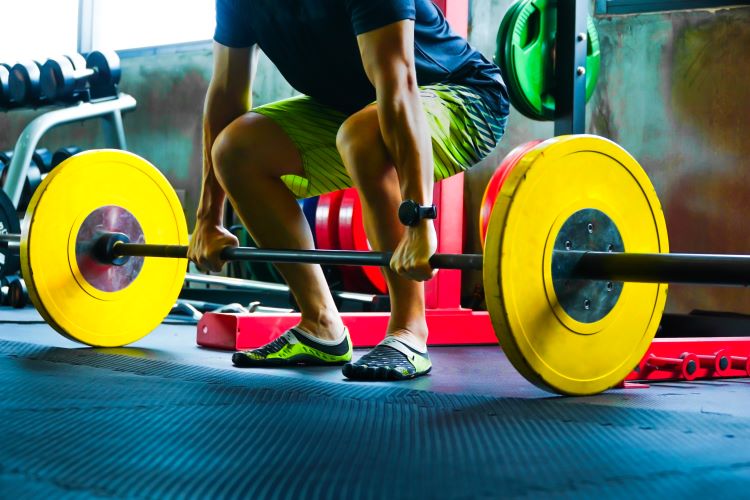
top-left (376, 77), bottom-right (433, 207)
top-left (196, 43), bottom-right (256, 225)
top-left (197, 87), bottom-right (250, 224)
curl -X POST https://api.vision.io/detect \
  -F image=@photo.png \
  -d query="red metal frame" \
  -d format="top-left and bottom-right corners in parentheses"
top-left (432, 0), bottom-right (469, 37)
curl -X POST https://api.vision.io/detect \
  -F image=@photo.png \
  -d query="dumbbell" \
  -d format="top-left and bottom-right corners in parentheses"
top-left (32, 148), bottom-right (53, 174)
top-left (0, 150), bottom-right (13, 187)
top-left (18, 160), bottom-right (43, 212)
top-left (8, 60), bottom-right (49, 106)
top-left (40, 53), bottom-right (88, 102)
top-left (0, 63), bottom-right (13, 108)
top-left (1, 275), bottom-right (25, 308)
top-left (8, 276), bottom-right (28, 308)
top-left (50, 146), bottom-right (82, 169)
top-left (87, 50), bottom-right (121, 99)
top-left (41, 51), bottom-right (120, 102)
top-left (0, 149), bottom-right (44, 211)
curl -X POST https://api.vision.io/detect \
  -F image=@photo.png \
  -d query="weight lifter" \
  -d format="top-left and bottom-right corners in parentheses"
top-left (188, 0), bottom-right (509, 380)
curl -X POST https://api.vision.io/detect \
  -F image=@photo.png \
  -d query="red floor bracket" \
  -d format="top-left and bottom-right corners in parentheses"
top-left (197, 309), bottom-right (496, 351)
top-left (625, 338), bottom-right (750, 382)
top-left (617, 381), bottom-right (651, 390)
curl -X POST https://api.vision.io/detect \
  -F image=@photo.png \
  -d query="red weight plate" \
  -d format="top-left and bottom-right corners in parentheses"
top-left (315, 191), bottom-right (345, 250)
top-left (479, 140), bottom-right (543, 247)
top-left (338, 189), bottom-right (388, 294)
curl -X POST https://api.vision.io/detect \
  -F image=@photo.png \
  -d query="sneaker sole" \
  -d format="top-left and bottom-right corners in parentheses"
top-left (233, 352), bottom-right (350, 368)
top-left (342, 362), bottom-right (432, 381)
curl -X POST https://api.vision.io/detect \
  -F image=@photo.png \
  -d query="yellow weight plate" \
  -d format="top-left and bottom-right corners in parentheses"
top-left (20, 150), bottom-right (188, 347)
top-left (483, 135), bottom-right (669, 396)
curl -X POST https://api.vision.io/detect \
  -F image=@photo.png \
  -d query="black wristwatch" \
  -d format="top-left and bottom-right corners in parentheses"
top-left (398, 200), bottom-right (438, 227)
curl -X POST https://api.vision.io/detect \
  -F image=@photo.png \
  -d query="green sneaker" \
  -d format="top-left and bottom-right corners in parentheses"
top-left (342, 336), bottom-right (432, 380)
top-left (232, 327), bottom-right (352, 367)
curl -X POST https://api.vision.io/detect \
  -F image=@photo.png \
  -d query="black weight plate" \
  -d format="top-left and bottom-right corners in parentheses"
top-left (66, 53), bottom-right (87, 70)
top-left (51, 146), bottom-right (82, 169)
top-left (87, 50), bottom-right (122, 86)
top-left (0, 63), bottom-right (11, 107)
top-left (0, 188), bottom-right (21, 278)
top-left (9, 60), bottom-right (42, 104)
top-left (40, 56), bottom-right (73, 101)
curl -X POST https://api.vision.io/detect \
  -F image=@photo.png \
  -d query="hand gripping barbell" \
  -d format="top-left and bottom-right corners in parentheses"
top-left (1, 135), bottom-right (748, 396)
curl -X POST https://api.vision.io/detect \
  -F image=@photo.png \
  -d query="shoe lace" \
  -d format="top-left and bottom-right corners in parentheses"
top-left (253, 332), bottom-right (292, 356)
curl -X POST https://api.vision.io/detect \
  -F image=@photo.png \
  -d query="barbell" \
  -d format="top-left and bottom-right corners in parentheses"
top-left (1, 134), bottom-right (748, 396)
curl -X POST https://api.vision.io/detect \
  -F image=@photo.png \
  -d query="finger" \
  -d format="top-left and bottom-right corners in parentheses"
top-left (193, 259), bottom-right (209, 274)
top-left (396, 257), bottom-right (410, 277)
top-left (410, 268), bottom-right (428, 282)
top-left (418, 267), bottom-right (435, 282)
top-left (389, 254), bottom-right (401, 275)
top-left (208, 258), bottom-right (225, 273)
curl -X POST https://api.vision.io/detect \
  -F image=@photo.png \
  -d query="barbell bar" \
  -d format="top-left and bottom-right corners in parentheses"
top-left (9, 135), bottom-right (750, 396)
top-left (2, 232), bottom-right (749, 286)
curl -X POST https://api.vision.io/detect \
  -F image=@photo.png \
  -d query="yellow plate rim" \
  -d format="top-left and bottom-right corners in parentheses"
top-left (20, 150), bottom-right (188, 347)
top-left (483, 134), bottom-right (669, 396)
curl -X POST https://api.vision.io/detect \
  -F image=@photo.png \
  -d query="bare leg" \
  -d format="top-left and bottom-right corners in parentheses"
top-left (336, 105), bottom-right (430, 350)
top-left (212, 112), bottom-right (344, 340)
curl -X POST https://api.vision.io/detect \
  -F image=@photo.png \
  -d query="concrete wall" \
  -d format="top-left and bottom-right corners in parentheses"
top-left (1, 3), bottom-right (748, 314)
top-left (468, 1), bottom-right (750, 314)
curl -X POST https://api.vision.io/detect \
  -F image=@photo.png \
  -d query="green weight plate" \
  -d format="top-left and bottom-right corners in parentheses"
top-left (584, 16), bottom-right (601, 103)
top-left (496, 1), bottom-right (540, 119)
top-left (502, 0), bottom-right (601, 121)
top-left (507, 0), bottom-right (553, 119)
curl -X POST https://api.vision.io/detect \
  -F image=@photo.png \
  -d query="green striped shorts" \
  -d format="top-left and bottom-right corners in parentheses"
top-left (253, 83), bottom-right (508, 198)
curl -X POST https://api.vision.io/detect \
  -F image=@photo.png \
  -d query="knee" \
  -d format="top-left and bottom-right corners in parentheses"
top-left (212, 115), bottom-right (281, 191)
top-left (336, 109), bottom-right (389, 183)
top-left (211, 122), bottom-right (250, 189)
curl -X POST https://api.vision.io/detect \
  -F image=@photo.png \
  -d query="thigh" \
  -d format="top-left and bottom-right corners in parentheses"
top-left (419, 84), bottom-right (509, 181)
top-left (253, 95), bottom-right (354, 198)
top-left (221, 111), bottom-right (306, 179)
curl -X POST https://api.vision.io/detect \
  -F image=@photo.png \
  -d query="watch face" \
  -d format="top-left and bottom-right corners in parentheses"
top-left (398, 200), bottom-right (419, 226)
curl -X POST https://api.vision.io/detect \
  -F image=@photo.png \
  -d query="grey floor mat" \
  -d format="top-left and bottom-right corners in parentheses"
top-left (1, 339), bottom-right (749, 499)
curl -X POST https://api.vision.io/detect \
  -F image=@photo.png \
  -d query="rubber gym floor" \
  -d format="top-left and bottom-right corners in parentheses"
top-left (0, 305), bottom-right (748, 498)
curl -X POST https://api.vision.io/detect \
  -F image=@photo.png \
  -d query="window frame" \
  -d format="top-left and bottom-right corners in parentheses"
top-left (595, 0), bottom-right (749, 15)
top-left (77, 0), bottom-right (214, 58)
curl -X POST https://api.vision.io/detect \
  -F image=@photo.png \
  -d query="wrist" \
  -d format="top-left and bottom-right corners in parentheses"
top-left (398, 199), bottom-right (437, 227)
top-left (195, 211), bottom-right (222, 226)
top-left (406, 219), bottom-right (435, 233)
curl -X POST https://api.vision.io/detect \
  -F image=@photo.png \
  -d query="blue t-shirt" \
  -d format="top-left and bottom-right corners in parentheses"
top-left (214, 0), bottom-right (508, 114)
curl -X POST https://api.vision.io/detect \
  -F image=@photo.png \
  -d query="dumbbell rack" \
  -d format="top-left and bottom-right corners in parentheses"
top-left (2, 94), bottom-right (136, 207)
